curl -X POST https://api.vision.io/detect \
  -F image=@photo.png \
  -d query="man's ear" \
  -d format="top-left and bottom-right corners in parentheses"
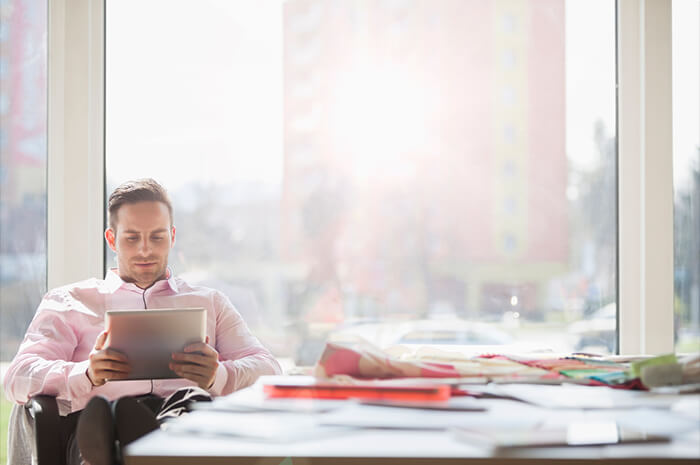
top-left (105, 228), bottom-right (117, 252)
top-left (170, 226), bottom-right (176, 248)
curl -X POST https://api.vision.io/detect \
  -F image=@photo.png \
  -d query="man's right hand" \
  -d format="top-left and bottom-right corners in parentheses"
top-left (86, 330), bottom-right (131, 386)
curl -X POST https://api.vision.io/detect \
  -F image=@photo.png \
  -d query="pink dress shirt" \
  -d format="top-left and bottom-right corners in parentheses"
top-left (3, 268), bottom-right (282, 415)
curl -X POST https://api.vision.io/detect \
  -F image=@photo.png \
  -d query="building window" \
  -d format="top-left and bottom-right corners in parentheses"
top-left (106, 0), bottom-right (617, 365)
top-left (0, 1), bottom-right (48, 363)
top-left (672, 0), bottom-right (700, 353)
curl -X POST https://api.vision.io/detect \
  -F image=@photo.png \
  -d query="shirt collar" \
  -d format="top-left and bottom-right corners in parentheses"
top-left (104, 267), bottom-right (179, 294)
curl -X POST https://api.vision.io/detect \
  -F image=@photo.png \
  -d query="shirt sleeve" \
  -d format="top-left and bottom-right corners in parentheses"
top-left (208, 291), bottom-right (282, 397)
top-left (3, 291), bottom-right (93, 405)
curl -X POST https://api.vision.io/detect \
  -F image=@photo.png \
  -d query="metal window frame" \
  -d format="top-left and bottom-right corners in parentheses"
top-left (46, 0), bottom-right (675, 354)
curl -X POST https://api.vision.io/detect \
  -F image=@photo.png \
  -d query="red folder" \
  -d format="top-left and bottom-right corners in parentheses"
top-left (263, 381), bottom-right (451, 402)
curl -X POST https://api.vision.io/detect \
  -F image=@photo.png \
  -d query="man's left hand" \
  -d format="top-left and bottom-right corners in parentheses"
top-left (170, 336), bottom-right (219, 389)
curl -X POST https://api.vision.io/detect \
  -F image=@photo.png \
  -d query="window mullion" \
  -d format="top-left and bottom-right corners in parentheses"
top-left (617, 0), bottom-right (674, 355)
top-left (47, 0), bottom-right (105, 289)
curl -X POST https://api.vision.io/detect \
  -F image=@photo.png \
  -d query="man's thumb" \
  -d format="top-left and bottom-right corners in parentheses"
top-left (94, 330), bottom-right (108, 350)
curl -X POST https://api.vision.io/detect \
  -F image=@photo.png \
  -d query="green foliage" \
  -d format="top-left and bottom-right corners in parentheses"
top-left (674, 295), bottom-right (688, 319)
top-left (0, 386), bottom-right (10, 465)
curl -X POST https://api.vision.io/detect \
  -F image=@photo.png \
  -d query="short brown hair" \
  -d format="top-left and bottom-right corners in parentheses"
top-left (108, 178), bottom-right (173, 230)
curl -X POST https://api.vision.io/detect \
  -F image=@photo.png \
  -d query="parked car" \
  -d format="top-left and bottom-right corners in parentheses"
top-left (327, 318), bottom-right (514, 350)
top-left (568, 303), bottom-right (616, 353)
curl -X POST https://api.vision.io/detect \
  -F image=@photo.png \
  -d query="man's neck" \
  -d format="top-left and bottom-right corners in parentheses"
top-left (134, 279), bottom-right (159, 290)
top-left (117, 270), bottom-right (169, 290)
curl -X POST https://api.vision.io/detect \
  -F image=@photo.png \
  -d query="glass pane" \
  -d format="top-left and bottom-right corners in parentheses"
top-left (0, 1), bottom-right (48, 363)
top-left (673, 0), bottom-right (700, 354)
top-left (106, 0), bottom-right (617, 365)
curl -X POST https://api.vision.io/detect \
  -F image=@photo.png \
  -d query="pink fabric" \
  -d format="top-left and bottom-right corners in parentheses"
top-left (320, 345), bottom-right (363, 377)
top-left (3, 269), bottom-right (282, 414)
top-left (419, 362), bottom-right (460, 378)
top-left (315, 342), bottom-right (460, 379)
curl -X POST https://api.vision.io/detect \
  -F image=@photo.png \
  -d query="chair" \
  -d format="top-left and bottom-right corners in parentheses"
top-left (8, 395), bottom-right (78, 465)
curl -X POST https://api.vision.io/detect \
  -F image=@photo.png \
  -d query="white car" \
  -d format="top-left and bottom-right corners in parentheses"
top-left (568, 303), bottom-right (617, 353)
top-left (328, 318), bottom-right (514, 350)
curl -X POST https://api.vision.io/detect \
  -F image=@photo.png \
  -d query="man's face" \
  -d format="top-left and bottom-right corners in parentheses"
top-left (104, 201), bottom-right (175, 289)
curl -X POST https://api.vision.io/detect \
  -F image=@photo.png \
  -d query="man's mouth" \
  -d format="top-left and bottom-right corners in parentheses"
top-left (134, 262), bottom-right (156, 267)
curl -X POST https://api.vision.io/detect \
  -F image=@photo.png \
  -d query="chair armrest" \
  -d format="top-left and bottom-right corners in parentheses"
top-left (26, 395), bottom-right (63, 465)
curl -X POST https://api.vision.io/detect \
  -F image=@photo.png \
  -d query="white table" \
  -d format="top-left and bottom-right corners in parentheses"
top-left (124, 378), bottom-right (700, 465)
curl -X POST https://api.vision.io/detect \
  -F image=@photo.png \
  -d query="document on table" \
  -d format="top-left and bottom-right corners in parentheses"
top-left (454, 421), bottom-right (670, 451)
top-left (480, 383), bottom-right (692, 409)
top-left (613, 408), bottom-right (700, 436)
top-left (166, 410), bottom-right (353, 442)
top-left (318, 399), bottom-right (543, 430)
top-left (199, 394), bottom-right (346, 413)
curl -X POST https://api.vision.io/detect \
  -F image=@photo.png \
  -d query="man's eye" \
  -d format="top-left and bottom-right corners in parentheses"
top-left (126, 236), bottom-right (138, 242)
top-left (152, 236), bottom-right (164, 241)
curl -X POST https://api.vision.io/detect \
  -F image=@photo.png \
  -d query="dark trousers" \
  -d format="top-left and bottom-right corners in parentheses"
top-left (67, 387), bottom-right (212, 465)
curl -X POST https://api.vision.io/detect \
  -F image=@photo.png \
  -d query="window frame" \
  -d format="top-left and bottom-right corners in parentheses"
top-left (47, 0), bottom-right (105, 290)
top-left (617, 0), bottom-right (674, 354)
top-left (47, 0), bottom-right (675, 355)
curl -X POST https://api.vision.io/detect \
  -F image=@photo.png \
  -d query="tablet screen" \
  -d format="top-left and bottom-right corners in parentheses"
top-left (105, 307), bottom-right (206, 380)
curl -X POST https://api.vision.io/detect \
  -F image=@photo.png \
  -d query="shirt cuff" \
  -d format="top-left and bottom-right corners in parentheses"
top-left (67, 360), bottom-right (93, 398)
top-left (206, 363), bottom-right (229, 397)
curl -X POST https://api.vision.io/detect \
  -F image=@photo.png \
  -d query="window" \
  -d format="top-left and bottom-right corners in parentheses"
top-left (0, 0), bottom-right (48, 365)
top-left (672, 0), bottom-right (700, 353)
top-left (106, 0), bottom-right (617, 365)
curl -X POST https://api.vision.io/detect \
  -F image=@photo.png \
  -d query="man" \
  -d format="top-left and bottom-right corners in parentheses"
top-left (4, 178), bottom-right (282, 465)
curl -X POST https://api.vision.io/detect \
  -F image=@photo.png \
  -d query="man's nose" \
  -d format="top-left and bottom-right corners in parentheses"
top-left (137, 238), bottom-right (153, 254)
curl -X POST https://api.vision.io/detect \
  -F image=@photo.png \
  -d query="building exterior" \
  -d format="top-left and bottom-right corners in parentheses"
top-left (282, 0), bottom-right (567, 321)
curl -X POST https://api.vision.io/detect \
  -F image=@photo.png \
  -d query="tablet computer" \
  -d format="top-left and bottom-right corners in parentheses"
top-left (105, 307), bottom-right (206, 380)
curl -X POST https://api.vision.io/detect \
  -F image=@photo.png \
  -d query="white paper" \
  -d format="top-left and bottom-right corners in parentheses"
top-left (489, 383), bottom-right (689, 409)
top-left (167, 410), bottom-right (351, 442)
top-left (318, 400), bottom-right (543, 430)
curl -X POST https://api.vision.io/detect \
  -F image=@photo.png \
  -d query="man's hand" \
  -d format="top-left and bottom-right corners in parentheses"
top-left (170, 336), bottom-right (219, 389)
top-left (86, 330), bottom-right (131, 386)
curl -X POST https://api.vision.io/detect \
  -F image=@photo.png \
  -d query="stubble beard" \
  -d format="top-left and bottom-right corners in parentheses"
top-left (122, 259), bottom-right (168, 289)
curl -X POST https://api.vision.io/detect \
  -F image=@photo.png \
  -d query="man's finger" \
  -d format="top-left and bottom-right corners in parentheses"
top-left (95, 360), bottom-right (131, 373)
top-left (183, 342), bottom-right (214, 354)
top-left (102, 348), bottom-right (129, 362)
top-left (94, 330), bottom-right (109, 350)
top-left (170, 361), bottom-right (212, 377)
top-left (172, 366), bottom-right (207, 383)
top-left (170, 365), bottom-right (214, 389)
top-left (91, 348), bottom-right (128, 363)
top-left (171, 352), bottom-right (215, 365)
top-left (99, 370), bottom-right (131, 381)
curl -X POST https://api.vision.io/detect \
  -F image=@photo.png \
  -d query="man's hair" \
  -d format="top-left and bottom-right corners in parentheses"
top-left (108, 178), bottom-right (173, 230)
